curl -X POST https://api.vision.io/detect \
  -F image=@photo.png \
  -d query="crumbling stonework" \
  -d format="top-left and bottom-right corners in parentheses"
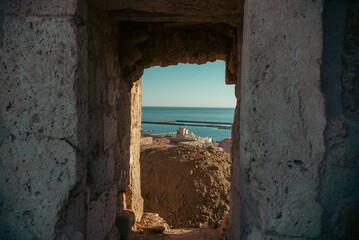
top-left (0, 0), bottom-right (358, 239)
top-left (118, 22), bottom-right (240, 84)
top-left (93, 0), bottom-right (244, 26)
top-left (86, 2), bottom-right (144, 238)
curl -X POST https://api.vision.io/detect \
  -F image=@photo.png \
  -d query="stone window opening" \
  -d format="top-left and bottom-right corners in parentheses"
top-left (116, 18), bottom-right (240, 232)
top-left (134, 62), bottom-right (234, 235)
top-left (2, 1), bottom-right (353, 240)
top-left (85, 5), bottom-right (241, 236)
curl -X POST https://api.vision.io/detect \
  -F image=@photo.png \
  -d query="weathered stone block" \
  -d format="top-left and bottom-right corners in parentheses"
top-left (104, 111), bottom-right (118, 150)
top-left (104, 224), bottom-right (121, 240)
top-left (331, 119), bottom-right (347, 137)
top-left (327, 143), bottom-right (358, 168)
top-left (5, 0), bottom-right (80, 16)
top-left (140, 137), bottom-right (153, 145)
top-left (342, 4), bottom-right (359, 120)
top-left (116, 142), bottom-right (130, 192)
top-left (108, 79), bottom-right (120, 107)
top-left (0, 135), bottom-right (77, 239)
top-left (0, 205), bottom-right (38, 240)
top-left (96, 0), bottom-right (242, 15)
top-left (0, 114), bottom-right (9, 147)
top-left (334, 200), bottom-right (359, 239)
top-left (0, 2), bottom-right (6, 47)
top-left (127, 80), bottom-right (143, 221)
top-left (88, 147), bottom-right (116, 195)
top-left (116, 211), bottom-right (135, 240)
top-left (55, 225), bottom-right (84, 240)
top-left (320, 2), bottom-right (359, 238)
top-left (87, 186), bottom-right (117, 240)
top-left (234, 0), bottom-right (325, 239)
top-left (62, 193), bottom-right (86, 235)
top-left (1, 16), bottom-right (79, 143)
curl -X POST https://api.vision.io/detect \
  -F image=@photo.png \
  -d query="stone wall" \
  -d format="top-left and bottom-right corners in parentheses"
top-left (126, 80), bottom-right (144, 222)
top-left (86, 2), bottom-right (145, 239)
top-left (0, 0), bottom-right (143, 239)
top-left (320, 0), bottom-right (359, 239)
top-left (86, 4), bottom-right (120, 240)
top-left (93, 0), bottom-right (244, 27)
top-left (0, 0), bottom-right (239, 238)
top-left (1, 0), bottom-right (358, 240)
top-left (0, 0), bottom-right (88, 239)
top-left (231, 1), bottom-right (326, 239)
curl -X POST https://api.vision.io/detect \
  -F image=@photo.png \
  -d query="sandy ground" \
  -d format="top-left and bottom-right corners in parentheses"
top-left (135, 228), bottom-right (220, 240)
top-left (134, 212), bottom-right (224, 240)
top-left (135, 138), bottom-right (231, 240)
top-left (140, 144), bottom-right (231, 228)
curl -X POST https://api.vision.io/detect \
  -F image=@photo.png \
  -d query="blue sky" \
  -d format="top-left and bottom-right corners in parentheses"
top-left (142, 61), bottom-right (236, 108)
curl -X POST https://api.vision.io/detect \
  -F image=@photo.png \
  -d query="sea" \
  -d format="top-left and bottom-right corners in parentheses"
top-left (141, 107), bottom-right (235, 141)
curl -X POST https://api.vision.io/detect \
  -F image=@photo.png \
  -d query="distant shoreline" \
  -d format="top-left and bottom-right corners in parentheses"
top-left (142, 106), bottom-right (235, 109)
top-left (142, 107), bottom-right (234, 141)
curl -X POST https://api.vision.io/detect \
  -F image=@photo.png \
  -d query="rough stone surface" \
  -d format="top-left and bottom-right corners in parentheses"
top-left (55, 225), bottom-right (84, 240)
top-left (96, 0), bottom-right (243, 15)
top-left (104, 224), bottom-right (121, 240)
top-left (5, 0), bottom-right (80, 16)
top-left (0, 1), bottom-right (8, 47)
top-left (232, 0), bottom-right (325, 239)
top-left (0, 114), bottom-right (9, 147)
top-left (86, 186), bottom-right (117, 240)
top-left (116, 79), bottom-right (132, 192)
top-left (86, 4), bottom-right (128, 216)
top-left (0, 1), bottom-right (86, 238)
top-left (333, 200), bottom-right (359, 239)
top-left (86, 5), bottom-right (135, 240)
top-left (93, 0), bottom-right (244, 26)
top-left (140, 137), bottom-right (153, 145)
top-left (119, 22), bottom-right (239, 84)
top-left (126, 80), bottom-right (144, 221)
top-left (2, 0), bottom-right (358, 239)
top-left (59, 192), bottom-right (86, 236)
top-left (0, 136), bottom-right (77, 239)
top-left (320, 1), bottom-right (359, 239)
top-left (1, 16), bottom-right (79, 142)
top-left (342, 2), bottom-right (359, 121)
top-left (116, 210), bottom-right (135, 240)
top-left (135, 212), bottom-right (170, 233)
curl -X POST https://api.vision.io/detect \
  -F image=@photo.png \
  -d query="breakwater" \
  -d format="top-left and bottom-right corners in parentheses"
top-left (141, 120), bottom-right (232, 129)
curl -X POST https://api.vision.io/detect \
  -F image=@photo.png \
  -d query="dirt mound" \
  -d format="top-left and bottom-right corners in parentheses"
top-left (140, 145), bottom-right (231, 228)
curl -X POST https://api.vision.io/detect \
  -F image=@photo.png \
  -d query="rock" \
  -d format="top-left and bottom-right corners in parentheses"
top-left (135, 212), bottom-right (170, 234)
top-left (147, 226), bottom-right (166, 234)
top-left (331, 119), bottom-right (347, 137)
top-left (140, 137), bottom-right (153, 145)
top-left (116, 211), bottom-right (136, 240)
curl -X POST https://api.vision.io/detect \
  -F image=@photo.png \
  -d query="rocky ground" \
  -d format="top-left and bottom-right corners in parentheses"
top-left (134, 137), bottom-right (231, 239)
top-left (134, 212), bottom-right (228, 240)
top-left (135, 227), bottom-right (220, 240)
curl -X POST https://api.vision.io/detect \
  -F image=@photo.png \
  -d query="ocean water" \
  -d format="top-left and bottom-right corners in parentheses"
top-left (141, 107), bottom-right (235, 141)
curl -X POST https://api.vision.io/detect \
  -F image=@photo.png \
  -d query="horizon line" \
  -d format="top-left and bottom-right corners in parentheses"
top-left (142, 105), bottom-right (236, 108)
